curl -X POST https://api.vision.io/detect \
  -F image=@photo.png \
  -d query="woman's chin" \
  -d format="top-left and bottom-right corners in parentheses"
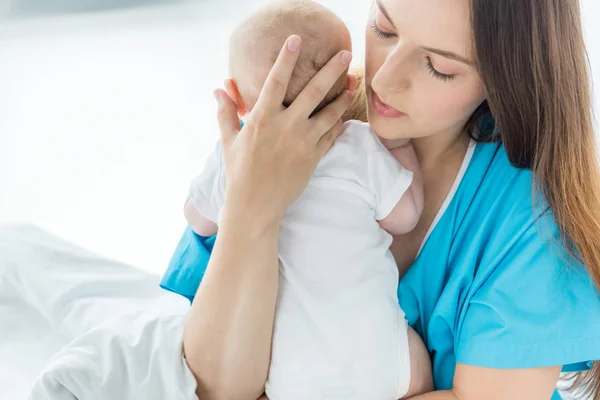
top-left (368, 114), bottom-right (405, 139)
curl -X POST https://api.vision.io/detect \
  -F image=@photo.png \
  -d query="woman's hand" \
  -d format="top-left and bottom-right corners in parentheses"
top-left (215, 35), bottom-right (355, 226)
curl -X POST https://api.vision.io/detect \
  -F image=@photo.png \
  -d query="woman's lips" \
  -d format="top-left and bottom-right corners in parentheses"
top-left (370, 90), bottom-right (405, 118)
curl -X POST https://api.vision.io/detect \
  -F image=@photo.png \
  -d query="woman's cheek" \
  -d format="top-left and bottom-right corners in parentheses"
top-left (412, 84), bottom-right (474, 131)
top-left (441, 82), bottom-right (487, 127)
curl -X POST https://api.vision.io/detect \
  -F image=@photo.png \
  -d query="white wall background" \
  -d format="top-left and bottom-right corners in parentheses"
top-left (0, 0), bottom-right (598, 274)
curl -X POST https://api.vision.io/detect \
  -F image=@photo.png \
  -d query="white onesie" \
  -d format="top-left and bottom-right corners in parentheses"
top-left (189, 121), bottom-right (413, 400)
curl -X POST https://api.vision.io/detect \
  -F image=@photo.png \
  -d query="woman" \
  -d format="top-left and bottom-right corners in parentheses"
top-left (162, 0), bottom-right (600, 399)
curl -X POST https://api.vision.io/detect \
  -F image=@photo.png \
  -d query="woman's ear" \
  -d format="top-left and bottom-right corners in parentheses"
top-left (224, 79), bottom-right (247, 116)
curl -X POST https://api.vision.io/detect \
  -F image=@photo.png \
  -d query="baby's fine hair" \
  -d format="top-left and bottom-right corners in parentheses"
top-left (231, 0), bottom-right (350, 115)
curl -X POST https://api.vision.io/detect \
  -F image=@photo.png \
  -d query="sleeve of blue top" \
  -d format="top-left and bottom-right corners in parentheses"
top-left (161, 120), bottom-right (240, 303)
top-left (159, 226), bottom-right (215, 303)
top-left (455, 213), bottom-right (600, 372)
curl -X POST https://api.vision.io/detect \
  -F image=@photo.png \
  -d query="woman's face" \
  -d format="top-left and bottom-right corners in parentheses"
top-left (365, 0), bottom-right (486, 142)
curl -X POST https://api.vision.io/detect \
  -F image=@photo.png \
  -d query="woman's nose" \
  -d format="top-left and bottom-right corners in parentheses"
top-left (372, 42), bottom-right (413, 94)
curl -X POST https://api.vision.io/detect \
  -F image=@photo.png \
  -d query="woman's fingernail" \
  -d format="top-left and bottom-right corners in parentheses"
top-left (213, 90), bottom-right (221, 103)
top-left (341, 51), bottom-right (353, 65)
top-left (287, 35), bottom-right (301, 52)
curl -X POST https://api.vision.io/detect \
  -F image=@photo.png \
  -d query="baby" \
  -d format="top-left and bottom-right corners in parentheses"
top-left (185, 1), bottom-right (432, 399)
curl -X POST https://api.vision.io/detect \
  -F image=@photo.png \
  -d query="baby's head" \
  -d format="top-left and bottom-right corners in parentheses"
top-left (229, 0), bottom-right (351, 116)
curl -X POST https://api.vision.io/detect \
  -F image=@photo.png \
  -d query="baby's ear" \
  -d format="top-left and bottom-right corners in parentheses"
top-left (224, 79), bottom-right (247, 116)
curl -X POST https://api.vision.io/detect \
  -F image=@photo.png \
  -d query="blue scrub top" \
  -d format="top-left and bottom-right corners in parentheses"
top-left (161, 141), bottom-right (600, 399)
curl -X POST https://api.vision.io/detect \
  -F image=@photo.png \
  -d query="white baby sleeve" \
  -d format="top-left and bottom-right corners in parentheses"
top-left (366, 134), bottom-right (414, 221)
top-left (189, 140), bottom-right (225, 224)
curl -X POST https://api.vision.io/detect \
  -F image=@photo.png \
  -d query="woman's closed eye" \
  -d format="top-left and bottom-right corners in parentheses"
top-left (370, 21), bottom-right (457, 83)
top-left (425, 57), bottom-right (455, 82)
top-left (370, 21), bottom-right (395, 40)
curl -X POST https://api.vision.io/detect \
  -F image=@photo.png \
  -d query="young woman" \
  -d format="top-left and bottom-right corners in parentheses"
top-left (162, 0), bottom-right (600, 398)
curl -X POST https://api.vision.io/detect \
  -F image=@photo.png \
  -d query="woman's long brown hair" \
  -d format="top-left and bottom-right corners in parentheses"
top-left (470, 0), bottom-right (600, 396)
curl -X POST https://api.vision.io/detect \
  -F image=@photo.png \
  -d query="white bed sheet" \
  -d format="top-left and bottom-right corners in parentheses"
top-left (0, 298), bottom-right (66, 399)
top-left (0, 224), bottom-right (196, 399)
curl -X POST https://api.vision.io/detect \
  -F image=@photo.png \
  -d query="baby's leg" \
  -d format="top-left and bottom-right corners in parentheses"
top-left (184, 197), bottom-right (218, 237)
top-left (402, 327), bottom-right (434, 398)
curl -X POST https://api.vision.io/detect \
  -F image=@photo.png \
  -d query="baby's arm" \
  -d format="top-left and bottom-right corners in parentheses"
top-left (403, 327), bottom-right (434, 398)
top-left (184, 197), bottom-right (218, 237)
top-left (379, 144), bottom-right (424, 236)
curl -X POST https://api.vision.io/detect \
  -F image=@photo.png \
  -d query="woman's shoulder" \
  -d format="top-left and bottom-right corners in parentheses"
top-left (466, 141), bottom-right (538, 207)
top-left (453, 141), bottom-right (568, 272)
top-left (452, 141), bottom-right (553, 237)
top-left (412, 141), bottom-right (550, 274)
top-left (401, 141), bottom-right (600, 373)
top-left (407, 139), bottom-right (592, 314)
top-left (452, 146), bottom-right (600, 369)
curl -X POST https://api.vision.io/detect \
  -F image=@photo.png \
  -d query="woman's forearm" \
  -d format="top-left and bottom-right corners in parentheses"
top-left (255, 391), bottom-right (459, 400)
top-left (183, 209), bottom-right (281, 400)
top-left (408, 390), bottom-right (458, 399)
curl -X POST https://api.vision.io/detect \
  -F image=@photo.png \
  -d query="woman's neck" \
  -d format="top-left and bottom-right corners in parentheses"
top-left (412, 129), bottom-right (470, 173)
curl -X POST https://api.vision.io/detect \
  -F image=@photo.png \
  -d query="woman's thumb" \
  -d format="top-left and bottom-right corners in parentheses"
top-left (214, 89), bottom-right (240, 142)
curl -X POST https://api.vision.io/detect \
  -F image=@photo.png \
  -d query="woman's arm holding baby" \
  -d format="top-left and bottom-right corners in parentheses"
top-left (183, 35), bottom-right (354, 400)
top-left (185, 203), bottom-right (281, 400)
top-left (405, 364), bottom-right (561, 400)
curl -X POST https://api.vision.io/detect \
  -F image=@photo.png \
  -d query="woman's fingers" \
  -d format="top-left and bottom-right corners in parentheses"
top-left (310, 89), bottom-right (353, 141)
top-left (288, 50), bottom-right (353, 119)
top-left (252, 35), bottom-right (303, 120)
top-left (316, 118), bottom-right (343, 157)
top-left (215, 89), bottom-right (241, 144)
